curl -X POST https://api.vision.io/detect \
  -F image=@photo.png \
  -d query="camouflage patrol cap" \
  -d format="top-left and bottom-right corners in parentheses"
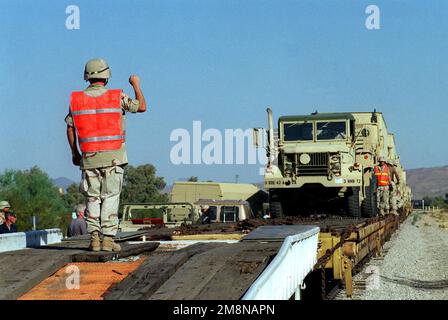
top-left (84, 58), bottom-right (111, 81)
top-left (0, 201), bottom-right (11, 210)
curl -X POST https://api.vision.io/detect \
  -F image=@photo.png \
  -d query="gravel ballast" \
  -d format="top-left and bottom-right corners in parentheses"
top-left (338, 211), bottom-right (448, 300)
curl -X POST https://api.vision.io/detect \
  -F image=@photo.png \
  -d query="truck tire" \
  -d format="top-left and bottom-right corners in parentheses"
top-left (346, 187), bottom-right (361, 218)
top-left (270, 201), bottom-right (284, 218)
top-left (361, 179), bottom-right (378, 218)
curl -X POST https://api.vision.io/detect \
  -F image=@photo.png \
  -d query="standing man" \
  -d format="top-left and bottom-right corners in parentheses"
top-left (374, 157), bottom-right (391, 216)
top-left (65, 58), bottom-right (147, 251)
top-left (0, 201), bottom-right (11, 225)
top-left (387, 159), bottom-right (401, 216)
top-left (199, 205), bottom-right (211, 224)
top-left (67, 203), bottom-right (88, 237)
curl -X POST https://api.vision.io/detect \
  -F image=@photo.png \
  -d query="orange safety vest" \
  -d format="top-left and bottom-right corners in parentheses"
top-left (374, 165), bottom-right (390, 187)
top-left (70, 89), bottom-right (125, 153)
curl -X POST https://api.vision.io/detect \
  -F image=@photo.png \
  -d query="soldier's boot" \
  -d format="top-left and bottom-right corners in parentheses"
top-left (89, 231), bottom-right (101, 252)
top-left (102, 236), bottom-right (121, 252)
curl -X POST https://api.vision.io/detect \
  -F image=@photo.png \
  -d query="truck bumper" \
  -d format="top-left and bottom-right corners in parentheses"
top-left (265, 175), bottom-right (362, 189)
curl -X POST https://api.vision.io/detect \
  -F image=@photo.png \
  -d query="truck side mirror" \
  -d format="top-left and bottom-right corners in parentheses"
top-left (253, 128), bottom-right (260, 147)
top-left (252, 128), bottom-right (266, 148)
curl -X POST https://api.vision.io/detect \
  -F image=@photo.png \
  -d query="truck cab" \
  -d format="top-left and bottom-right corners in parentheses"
top-left (274, 113), bottom-right (360, 187)
top-left (118, 200), bottom-right (255, 232)
top-left (195, 199), bottom-right (255, 223)
top-left (119, 202), bottom-right (197, 231)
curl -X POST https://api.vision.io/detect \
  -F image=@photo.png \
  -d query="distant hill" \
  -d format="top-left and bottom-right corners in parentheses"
top-left (53, 177), bottom-right (76, 190)
top-left (406, 166), bottom-right (448, 199)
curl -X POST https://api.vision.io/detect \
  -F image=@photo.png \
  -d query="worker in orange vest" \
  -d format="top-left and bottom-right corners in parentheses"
top-left (374, 156), bottom-right (392, 216)
top-left (65, 58), bottom-right (147, 251)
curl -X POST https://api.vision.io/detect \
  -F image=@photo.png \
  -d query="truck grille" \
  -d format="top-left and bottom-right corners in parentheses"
top-left (297, 152), bottom-right (329, 176)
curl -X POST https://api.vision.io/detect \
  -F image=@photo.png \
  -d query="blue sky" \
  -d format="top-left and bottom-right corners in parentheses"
top-left (0, 0), bottom-right (447, 184)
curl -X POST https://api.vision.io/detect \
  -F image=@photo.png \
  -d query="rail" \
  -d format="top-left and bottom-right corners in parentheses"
top-left (242, 226), bottom-right (320, 300)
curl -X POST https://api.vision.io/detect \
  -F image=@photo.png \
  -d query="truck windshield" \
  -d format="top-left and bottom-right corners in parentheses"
top-left (220, 206), bottom-right (239, 222)
top-left (316, 121), bottom-right (347, 140)
top-left (283, 122), bottom-right (313, 141)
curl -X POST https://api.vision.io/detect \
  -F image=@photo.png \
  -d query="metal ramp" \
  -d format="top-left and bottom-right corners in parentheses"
top-left (242, 225), bottom-right (320, 300)
top-left (144, 225), bottom-right (321, 300)
top-left (107, 225), bottom-right (320, 300)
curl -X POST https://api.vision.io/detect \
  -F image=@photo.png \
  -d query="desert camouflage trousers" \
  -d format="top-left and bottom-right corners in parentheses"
top-left (389, 182), bottom-right (402, 215)
top-left (80, 165), bottom-right (124, 236)
top-left (376, 186), bottom-right (390, 216)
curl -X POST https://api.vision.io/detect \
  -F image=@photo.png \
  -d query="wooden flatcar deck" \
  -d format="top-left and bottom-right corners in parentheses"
top-left (0, 239), bottom-right (159, 300)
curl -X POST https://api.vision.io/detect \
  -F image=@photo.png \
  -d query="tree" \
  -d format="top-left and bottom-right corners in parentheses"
top-left (120, 164), bottom-right (169, 204)
top-left (428, 196), bottom-right (448, 209)
top-left (422, 196), bottom-right (433, 207)
top-left (0, 166), bottom-right (69, 232)
top-left (62, 183), bottom-right (84, 212)
top-left (0, 164), bottom-right (169, 232)
top-left (187, 176), bottom-right (198, 182)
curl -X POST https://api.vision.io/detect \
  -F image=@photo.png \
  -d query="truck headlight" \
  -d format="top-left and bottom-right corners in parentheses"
top-left (299, 153), bottom-right (311, 165)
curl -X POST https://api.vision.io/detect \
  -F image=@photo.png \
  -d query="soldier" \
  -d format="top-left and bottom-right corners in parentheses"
top-left (374, 157), bottom-right (391, 216)
top-left (387, 159), bottom-right (401, 216)
top-left (0, 201), bottom-right (11, 225)
top-left (65, 58), bottom-right (147, 251)
top-left (199, 205), bottom-right (211, 224)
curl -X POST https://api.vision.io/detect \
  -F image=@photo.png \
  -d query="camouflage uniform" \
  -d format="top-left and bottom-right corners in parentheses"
top-left (389, 183), bottom-right (404, 215)
top-left (387, 163), bottom-right (401, 216)
top-left (377, 186), bottom-right (390, 216)
top-left (65, 84), bottom-right (139, 236)
top-left (389, 182), bottom-right (399, 214)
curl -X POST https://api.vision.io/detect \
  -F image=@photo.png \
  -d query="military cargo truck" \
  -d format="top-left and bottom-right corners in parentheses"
top-left (118, 199), bottom-right (255, 231)
top-left (119, 202), bottom-right (196, 231)
top-left (254, 108), bottom-right (410, 217)
top-left (170, 181), bottom-right (267, 218)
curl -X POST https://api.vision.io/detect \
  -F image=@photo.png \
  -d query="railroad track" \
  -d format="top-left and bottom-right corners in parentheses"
top-left (330, 250), bottom-right (387, 300)
top-left (300, 213), bottom-right (405, 300)
top-left (379, 277), bottom-right (448, 290)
